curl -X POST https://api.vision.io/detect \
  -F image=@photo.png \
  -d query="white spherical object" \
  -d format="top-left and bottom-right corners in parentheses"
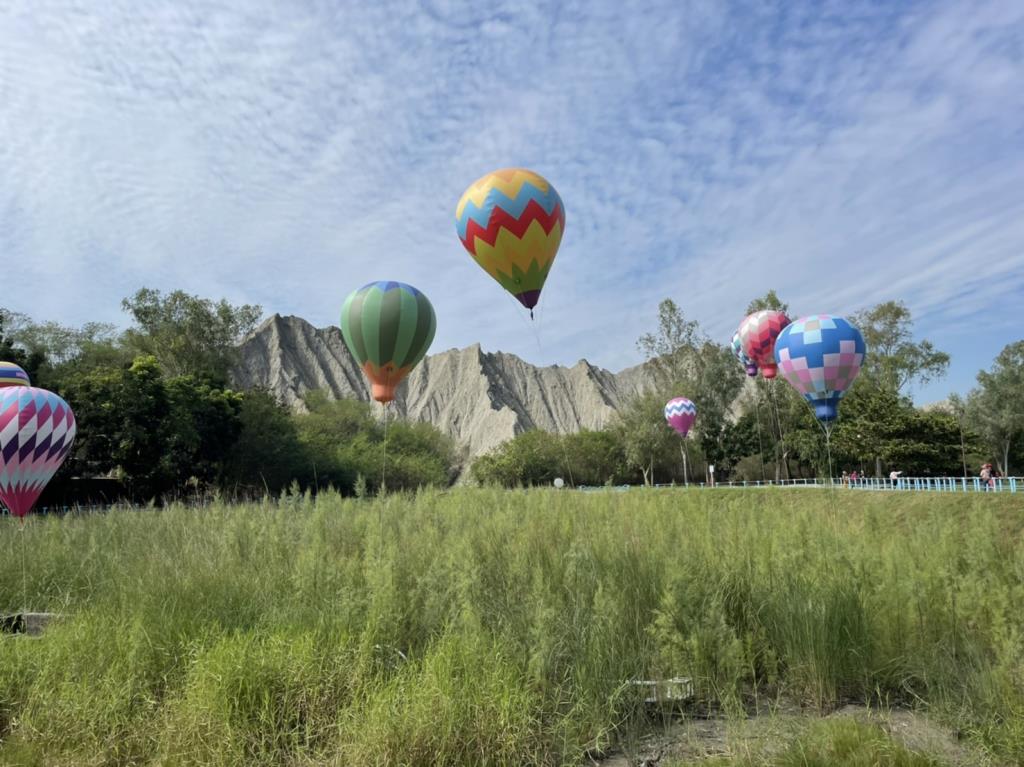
top-left (553, 477), bottom-right (565, 489)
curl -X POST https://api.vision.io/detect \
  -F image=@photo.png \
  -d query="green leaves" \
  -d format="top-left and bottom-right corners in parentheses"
top-left (121, 288), bottom-right (262, 384)
top-left (966, 340), bottom-right (1024, 474)
top-left (852, 300), bottom-right (950, 393)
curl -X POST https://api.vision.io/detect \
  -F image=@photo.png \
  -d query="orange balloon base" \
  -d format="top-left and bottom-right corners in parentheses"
top-left (371, 383), bottom-right (396, 403)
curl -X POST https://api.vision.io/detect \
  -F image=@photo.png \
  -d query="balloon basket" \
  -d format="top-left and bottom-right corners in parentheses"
top-left (0, 611), bottom-right (60, 637)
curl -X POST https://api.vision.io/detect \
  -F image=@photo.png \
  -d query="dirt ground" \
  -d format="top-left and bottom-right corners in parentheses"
top-left (594, 704), bottom-right (998, 766)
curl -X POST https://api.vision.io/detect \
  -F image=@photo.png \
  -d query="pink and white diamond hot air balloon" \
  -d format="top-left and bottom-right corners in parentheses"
top-left (738, 311), bottom-right (791, 379)
top-left (0, 386), bottom-right (76, 519)
top-left (664, 397), bottom-right (697, 438)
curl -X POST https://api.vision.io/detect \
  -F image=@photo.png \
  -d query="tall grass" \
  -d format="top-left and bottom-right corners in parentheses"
top-left (0, 488), bottom-right (1022, 765)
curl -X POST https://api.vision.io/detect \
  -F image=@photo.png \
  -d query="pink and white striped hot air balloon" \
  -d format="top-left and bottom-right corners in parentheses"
top-left (664, 397), bottom-right (697, 438)
top-left (0, 386), bottom-right (76, 518)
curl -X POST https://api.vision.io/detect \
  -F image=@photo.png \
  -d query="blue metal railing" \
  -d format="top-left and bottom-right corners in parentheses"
top-left (578, 476), bottom-right (1020, 493)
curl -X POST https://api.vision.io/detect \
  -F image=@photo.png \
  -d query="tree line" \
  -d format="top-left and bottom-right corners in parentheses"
top-left (0, 289), bottom-right (458, 506)
top-left (473, 292), bottom-right (1023, 486)
top-left (2, 288), bottom-right (1020, 501)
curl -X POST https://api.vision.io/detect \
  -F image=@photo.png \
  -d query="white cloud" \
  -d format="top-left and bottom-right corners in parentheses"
top-left (0, 0), bottom-right (1021, 402)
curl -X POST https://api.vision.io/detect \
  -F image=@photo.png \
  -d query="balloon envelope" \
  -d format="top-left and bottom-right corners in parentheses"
top-left (731, 332), bottom-right (758, 377)
top-left (340, 281), bottom-right (437, 403)
top-left (0, 362), bottom-right (30, 388)
top-left (774, 315), bottom-right (866, 422)
top-left (0, 387), bottom-right (76, 518)
top-left (455, 168), bottom-right (565, 311)
top-left (664, 397), bottom-right (697, 437)
top-left (738, 311), bottom-right (791, 379)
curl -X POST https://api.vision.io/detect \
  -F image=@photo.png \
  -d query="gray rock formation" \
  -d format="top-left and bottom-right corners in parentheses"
top-left (234, 314), bottom-right (654, 458)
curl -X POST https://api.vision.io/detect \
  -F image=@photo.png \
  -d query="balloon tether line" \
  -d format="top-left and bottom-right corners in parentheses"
top-left (380, 400), bottom-right (389, 549)
top-left (382, 401), bottom-right (388, 493)
top-left (501, 289), bottom-right (543, 357)
top-left (680, 436), bottom-right (690, 487)
top-left (817, 416), bottom-right (841, 553)
top-left (823, 422), bottom-right (834, 485)
top-left (768, 379), bottom-right (786, 480)
top-left (19, 517), bottom-right (27, 613)
top-left (754, 388), bottom-right (767, 482)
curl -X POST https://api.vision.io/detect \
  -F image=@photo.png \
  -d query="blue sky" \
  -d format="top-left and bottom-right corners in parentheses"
top-left (1, 0), bottom-right (1022, 403)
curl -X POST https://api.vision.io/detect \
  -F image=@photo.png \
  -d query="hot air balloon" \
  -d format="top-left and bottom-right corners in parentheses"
top-left (340, 281), bottom-right (436, 404)
top-left (455, 168), bottom-right (565, 316)
top-left (0, 362), bottom-right (30, 388)
top-left (0, 386), bottom-right (76, 518)
top-left (731, 332), bottom-right (758, 377)
top-left (738, 311), bottom-right (791, 379)
top-left (664, 397), bottom-right (697, 438)
top-left (774, 315), bottom-right (866, 423)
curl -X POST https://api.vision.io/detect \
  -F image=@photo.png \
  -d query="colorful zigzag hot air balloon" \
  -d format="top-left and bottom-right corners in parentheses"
top-left (0, 362), bottom-right (31, 388)
top-left (0, 386), bottom-right (76, 518)
top-left (774, 315), bottom-right (866, 423)
top-left (664, 397), bottom-right (697, 438)
top-left (455, 168), bottom-right (565, 316)
top-left (738, 310), bottom-right (791, 379)
top-left (731, 332), bottom-right (758, 377)
top-left (340, 281), bottom-right (436, 404)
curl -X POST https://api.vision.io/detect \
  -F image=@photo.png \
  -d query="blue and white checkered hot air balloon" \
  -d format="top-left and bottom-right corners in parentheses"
top-left (773, 315), bottom-right (866, 422)
top-left (664, 397), bottom-right (697, 437)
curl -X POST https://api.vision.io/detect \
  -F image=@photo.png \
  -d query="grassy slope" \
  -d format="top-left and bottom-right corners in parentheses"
top-left (0, 488), bottom-right (1022, 766)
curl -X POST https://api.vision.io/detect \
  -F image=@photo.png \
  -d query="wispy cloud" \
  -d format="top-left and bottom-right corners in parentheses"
top-left (1, 0), bottom-right (1021, 400)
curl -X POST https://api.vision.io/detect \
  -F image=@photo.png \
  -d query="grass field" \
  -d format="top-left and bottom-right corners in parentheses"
top-left (1, 488), bottom-right (1023, 766)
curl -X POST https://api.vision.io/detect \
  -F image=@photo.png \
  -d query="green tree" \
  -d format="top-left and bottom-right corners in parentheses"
top-left (62, 356), bottom-right (247, 500)
top-left (4, 315), bottom-right (130, 390)
top-left (561, 429), bottom-right (632, 486)
top-left (163, 376), bottom-right (243, 490)
top-left (222, 389), bottom-right (308, 494)
top-left (384, 421), bottom-right (459, 489)
top-left (635, 299), bottom-right (744, 482)
top-left (614, 392), bottom-right (680, 486)
top-left (966, 341), bottom-right (1024, 475)
top-left (946, 394), bottom-right (973, 478)
top-left (689, 341), bottom-right (745, 469)
top-left (0, 309), bottom-right (46, 381)
top-left (295, 392), bottom-right (456, 493)
top-left (294, 393), bottom-right (376, 491)
top-left (471, 430), bottom-right (566, 487)
top-left (828, 382), bottom-right (974, 477)
top-left (63, 356), bottom-right (173, 499)
top-left (636, 299), bottom-right (701, 390)
top-left (121, 288), bottom-right (262, 383)
top-left (745, 289), bottom-right (790, 315)
top-left (852, 301), bottom-right (949, 394)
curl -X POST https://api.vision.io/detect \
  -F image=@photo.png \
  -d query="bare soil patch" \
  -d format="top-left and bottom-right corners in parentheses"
top-left (595, 704), bottom-right (998, 766)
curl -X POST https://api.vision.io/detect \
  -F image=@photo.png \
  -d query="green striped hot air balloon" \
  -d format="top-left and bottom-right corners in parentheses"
top-left (340, 281), bottom-right (437, 403)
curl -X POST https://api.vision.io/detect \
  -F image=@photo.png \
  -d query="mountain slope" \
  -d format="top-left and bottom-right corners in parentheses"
top-left (234, 314), bottom-right (653, 457)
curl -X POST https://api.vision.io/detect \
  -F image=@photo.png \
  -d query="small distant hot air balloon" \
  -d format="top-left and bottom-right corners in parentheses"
top-left (664, 397), bottom-right (697, 438)
top-left (774, 315), bottom-right (866, 423)
top-left (731, 332), bottom-right (758, 377)
top-left (340, 281), bottom-right (437, 404)
top-left (0, 386), bottom-right (76, 518)
top-left (455, 168), bottom-right (565, 316)
top-left (738, 311), bottom-right (791, 379)
top-left (0, 362), bottom-right (31, 388)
